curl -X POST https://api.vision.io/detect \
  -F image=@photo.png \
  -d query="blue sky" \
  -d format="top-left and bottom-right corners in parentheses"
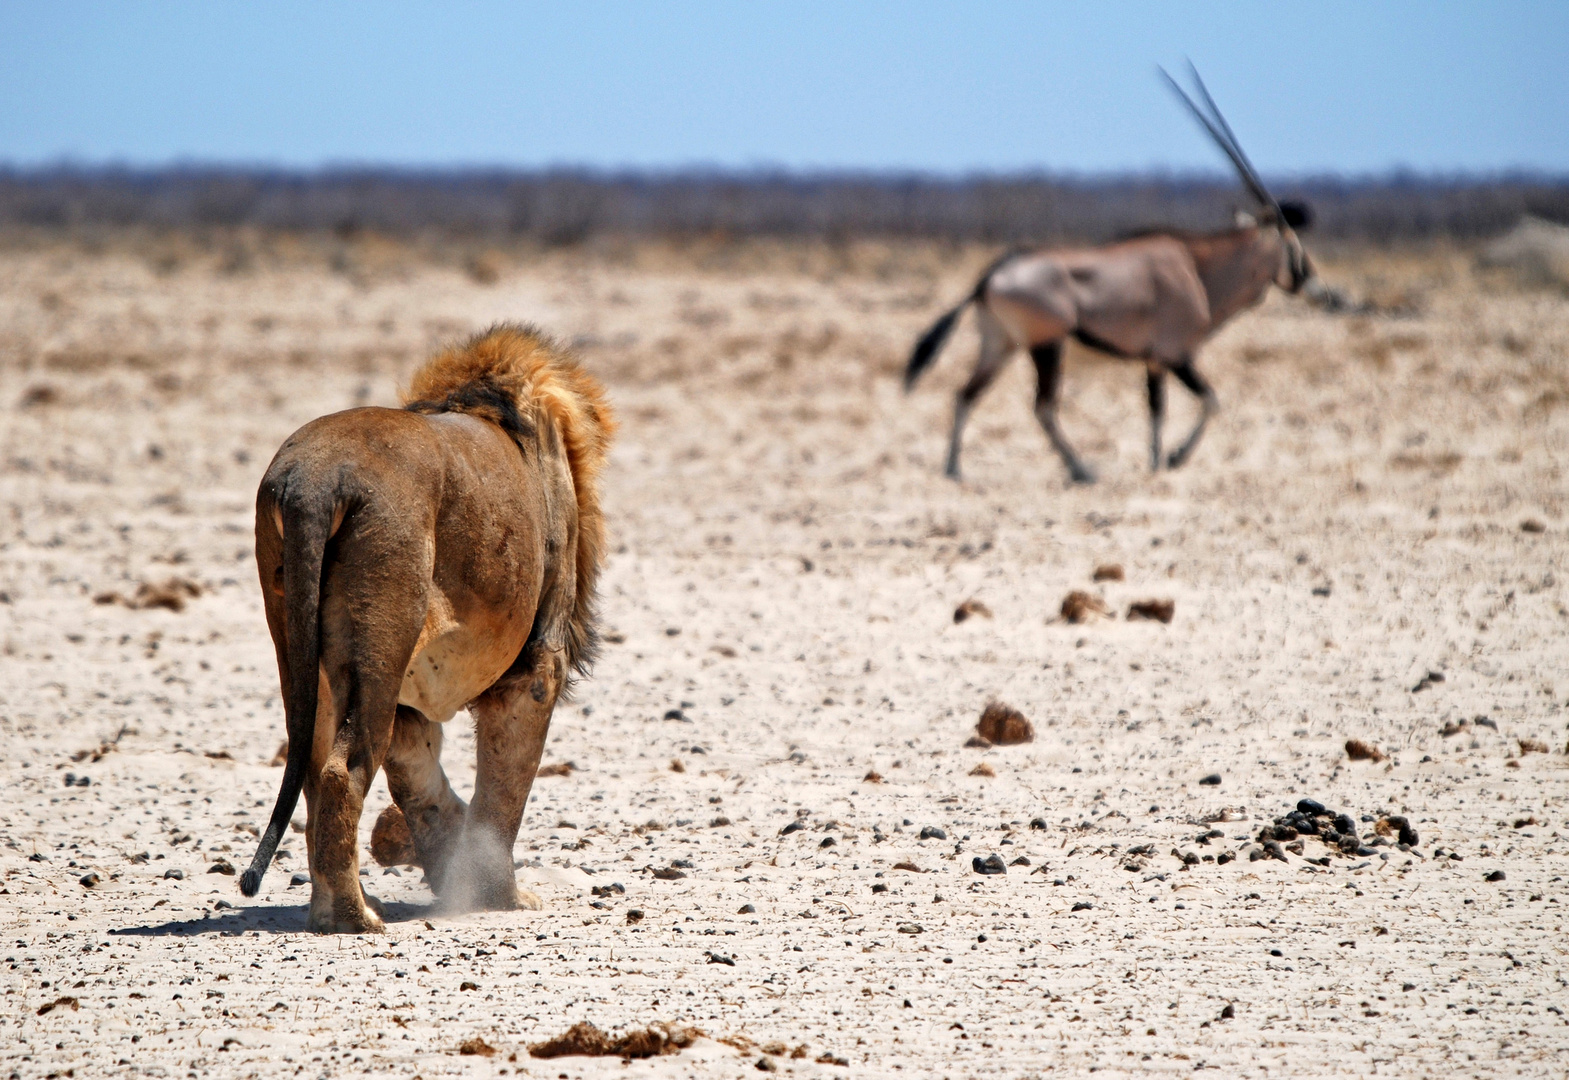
top-left (1, 2), bottom-right (1565, 175)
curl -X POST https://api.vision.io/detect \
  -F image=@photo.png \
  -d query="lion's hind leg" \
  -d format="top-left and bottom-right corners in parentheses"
top-left (381, 706), bottom-right (467, 886)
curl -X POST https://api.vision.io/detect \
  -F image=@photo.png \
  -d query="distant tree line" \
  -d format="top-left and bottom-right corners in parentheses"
top-left (0, 167), bottom-right (1564, 245)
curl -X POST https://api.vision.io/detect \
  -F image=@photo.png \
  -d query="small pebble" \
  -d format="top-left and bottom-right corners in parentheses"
top-left (288, 872), bottom-right (309, 887)
top-left (1198, 773), bottom-right (1222, 786)
top-left (163, 868), bottom-right (185, 881)
top-left (971, 854), bottom-right (1006, 875)
top-left (919, 826), bottom-right (947, 840)
top-left (1485, 870), bottom-right (1506, 882)
top-left (78, 872), bottom-right (100, 889)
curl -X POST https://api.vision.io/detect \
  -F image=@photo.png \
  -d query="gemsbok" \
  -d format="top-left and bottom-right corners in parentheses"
top-left (905, 66), bottom-right (1326, 483)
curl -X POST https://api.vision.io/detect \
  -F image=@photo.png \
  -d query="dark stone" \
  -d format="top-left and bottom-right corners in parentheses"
top-left (1199, 773), bottom-right (1222, 786)
top-left (1333, 814), bottom-right (1357, 837)
top-left (919, 826), bottom-right (947, 840)
top-left (972, 854), bottom-right (1007, 875)
top-left (1485, 870), bottom-right (1506, 882)
top-left (780, 821), bottom-right (805, 835)
top-left (1296, 799), bottom-right (1328, 816)
top-left (1029, 818), bottom-right (1048, 830)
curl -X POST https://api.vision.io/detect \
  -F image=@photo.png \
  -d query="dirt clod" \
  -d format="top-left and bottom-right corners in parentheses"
top-left (1126, 598), bottom-right (1175, 623)
top-left (370, 804), bottom-right (417, 867)
top-left (1092, 563), bottom-right (1124, 582)
top-left (1345, 739), bottom-right (1385, 762)
top-left (953, 598), bottom-right (993, 623)
top-left (458, 1037), bottom-right (497, 1056)
top-left (528, 1021), bottom-right (701, 1060)
top-left (976, 701), bottom-right (1033, 745)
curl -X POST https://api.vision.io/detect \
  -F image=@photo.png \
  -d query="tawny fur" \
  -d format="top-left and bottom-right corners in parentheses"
top-left (404, 324), bottom-right (616, 683)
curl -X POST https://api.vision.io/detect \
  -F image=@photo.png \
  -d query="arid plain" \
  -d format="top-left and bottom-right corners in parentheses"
top-left (1, 234), bottom-right (1566, 1077)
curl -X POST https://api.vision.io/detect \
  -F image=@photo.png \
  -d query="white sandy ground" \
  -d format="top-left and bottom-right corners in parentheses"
top-left (0, 237), bottom-right (1567, 1078)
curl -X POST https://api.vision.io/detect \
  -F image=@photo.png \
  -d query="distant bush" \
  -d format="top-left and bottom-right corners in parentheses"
top-left (0, 167), bottom-right (1564, 245)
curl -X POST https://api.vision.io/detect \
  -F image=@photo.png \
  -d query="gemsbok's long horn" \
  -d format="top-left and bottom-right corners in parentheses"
top-left (1159, 64), bottom-right (1280, 215)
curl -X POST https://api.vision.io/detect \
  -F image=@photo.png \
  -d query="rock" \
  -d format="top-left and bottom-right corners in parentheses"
top-left (458, 1037), bottom-right (497, 1057)
top-left (918, 826), bottom-right (947, 841)
top-left (288, 872), bottom-right (309, 887)
top-left (1060, 590), bottom-right (1110, 623)
top-left (1245, 845), bottom-right (1267, 862)
top-left (972, 854), bottom-right (1007, 875)
top-left (963, 735), bottom-right (992, 749)
top-left (1338, 835), bottom-right (1361, 854)
top-left (757, 1056), bottom-right (778, 1072)
top-left (1297, 798), bottom-right (1328, 816)
top-left (1484, 870), bottom-right (1506, 882)
top-left (819, 837), bottom-right (836, 848)
top-left (968, 762), bottom-right (996, 778)
top-left (78, 872), bottom-right (101, 889)
top-left (163, 868), bottom-right (185, 881)
top-left (651, 865), bottom-right (687, 879)
top-left (1199, 773), bottom-right (1221, 786)
top-left (207, 859), bottom-right (236, 875)
top-left (537, 761), bottom-right (575, 777)
top-left (1010, 856), bottom-right (1031, 866)
top-left (1029, 817), bottom-right (1048, 830)
top-left (1126, 599), bottom-right (1175, 623)
top-left (896, 923), bottom-right (924, 934)
top-left (1216, 851), bottom-right (1235, 865)
top-left (738, 903), bottom-right (755, 913)
top-left (1521, 518), bottom-right (1546, 534)
top-left (626, 909), bottom-right (644, 924)
top-left (1333, 813), bottom-right (1357, 837)
top-left (975, 701), bottom-right (1033, 745)
top-left (1071, 901), bottom-right (1092, 911)
top-left (705, 951), bottom-right (736, 966)
top-left (1344, 739), bottom-right (1385, 762)
top-left (861, 770), bottom-right (882, 784)
top-left (1092, 563), bottom-right (1124, 582)
top-left (1219, 1004), bottom-right (1235, 1019)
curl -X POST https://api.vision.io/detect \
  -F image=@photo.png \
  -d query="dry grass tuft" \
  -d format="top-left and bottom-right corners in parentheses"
top-left (1060, 590), bottom-right (1110, 624)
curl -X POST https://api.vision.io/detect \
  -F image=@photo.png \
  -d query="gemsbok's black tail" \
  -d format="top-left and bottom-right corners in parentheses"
top-left (902, 251), bottom-right (1016, 392)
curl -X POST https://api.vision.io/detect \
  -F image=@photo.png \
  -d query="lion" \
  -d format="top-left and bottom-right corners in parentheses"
top-left (239, 324), bottom-right (615, 933)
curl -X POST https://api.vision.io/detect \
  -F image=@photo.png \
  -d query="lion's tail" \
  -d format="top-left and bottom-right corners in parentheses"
top-left (241, 483), bottom-right (334, 898)
top-left (403, 323), bottom-right (616, 685)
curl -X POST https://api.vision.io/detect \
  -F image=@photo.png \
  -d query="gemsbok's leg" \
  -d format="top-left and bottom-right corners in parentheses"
top-left (380, 706), bottom-right (467, 885)
top-left (944, 307), bottom-right (1014, 480)
top-left (1030, 339), bottom-right (1096, 484)
top-left (456, 644), bottom-right (567, 911)
top-left (1146, 362), bottom-right (1168, 472)
top-left (1165, 357), bottom-right (1218, 469)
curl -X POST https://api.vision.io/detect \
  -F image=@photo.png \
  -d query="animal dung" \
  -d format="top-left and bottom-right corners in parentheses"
top-left (968, 762), bottom-right (996, 778)
top-left (93, 576), bottom-right (204, 613)
top-left (1126, 599), bottom-right (1175, 623)
top-left (975, 701), bottom-right (1034, 745)
top-left (370, 805), bottom-right (417, 867)
top-left (528, 1021), bottom-right (701, 1060)
top-left (953, 598), bottom-right (993, 623)
top-left (1059, 590), bottom-right (1110, 623)
top-left (536, 761), bottom-right (575, 777)
top-left (1344, 739), bottom-right (1386, 762)
top-left (1092, 563), bottom-right (1125, 582)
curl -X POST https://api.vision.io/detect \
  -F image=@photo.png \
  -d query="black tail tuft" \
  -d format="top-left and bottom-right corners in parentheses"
top-left (239, 867), bottom-right (263, 898)
top-left (904, 305), bottom-right (965, 392)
